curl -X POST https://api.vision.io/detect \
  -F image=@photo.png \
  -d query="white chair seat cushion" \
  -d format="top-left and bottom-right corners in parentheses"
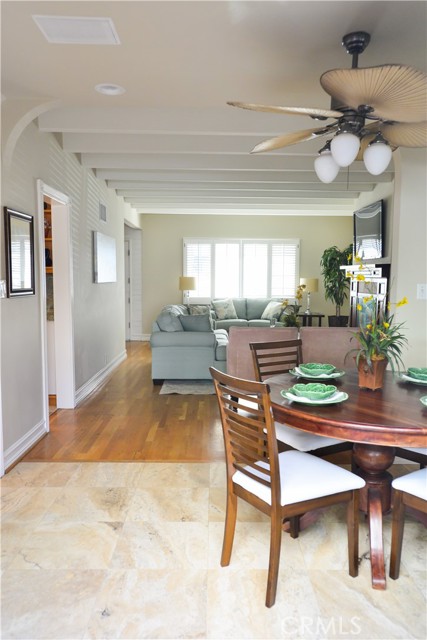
top-left (399, 447), bottom-right (427, 456)
top-left (392, 468), bottom-right (427, 501)
top-left (274, 422), bottom-right (344, 452)
top-left (233, 449), bottom-right (365, 506)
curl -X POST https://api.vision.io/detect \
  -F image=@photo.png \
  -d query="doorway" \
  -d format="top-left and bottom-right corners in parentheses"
top-left (37, 181), bottom-right (75, 431)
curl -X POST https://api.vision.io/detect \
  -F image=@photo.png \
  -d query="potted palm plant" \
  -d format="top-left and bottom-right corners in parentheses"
top-left (320, 244), bottom-right (353, 326)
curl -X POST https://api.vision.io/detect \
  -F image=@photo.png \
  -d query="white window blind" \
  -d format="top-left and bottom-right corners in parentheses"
top-left (183, 238), bottom-right (299, 301)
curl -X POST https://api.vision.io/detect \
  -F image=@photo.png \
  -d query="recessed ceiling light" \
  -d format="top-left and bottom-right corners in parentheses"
top-left (95, 83), bottom-right (126, 96)
top-left (32, 15), bottom-right (120, 45)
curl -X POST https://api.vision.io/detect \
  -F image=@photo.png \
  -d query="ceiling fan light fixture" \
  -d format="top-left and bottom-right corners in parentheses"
top-left (330, 132), bottom-right (360, 167)
top-left (314, 148), bottom-right (340, 183)
top-left (363, 138), bottom-right (393, 175)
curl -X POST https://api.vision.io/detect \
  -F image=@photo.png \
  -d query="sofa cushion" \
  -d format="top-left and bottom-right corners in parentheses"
top-left (212, 298), bottom-right (238, 320)
top-left (231, 298), bottom-right (247, 319)
top-left (261, 300), bottom-right (283, 320)
top-left (215, 318), bottom-right (248, 331)
top-left (157, 312), bottom-right (184, 332)
top-left (246, 298), bottom-right (272, 320)
top-left (215, 332), bottom-right (228, 361)
top-left (189, 304), bottom-right (211, 315)
top-left (179, 314), bottom-right (213, 332)
top-left (163, 304), bottom-right (189, 316)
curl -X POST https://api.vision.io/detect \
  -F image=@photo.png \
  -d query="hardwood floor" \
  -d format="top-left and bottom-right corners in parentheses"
top-left (23, 342), bottom-right (225, 463)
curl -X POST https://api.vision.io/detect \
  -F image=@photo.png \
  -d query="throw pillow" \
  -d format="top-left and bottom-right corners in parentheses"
top-left (212, 298), bottom-right (238, 320)
top-left (261, 301), bottom-right (283, 320)
top-left (189, 304), bottom-right (211, 315)
top-left (157, 312), bottom-right (184, 332)
top-left (179, 314), bottom-right (213, 332)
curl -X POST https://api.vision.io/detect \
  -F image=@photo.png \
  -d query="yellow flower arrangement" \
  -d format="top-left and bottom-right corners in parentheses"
top-left (346, 256), bottom-right (408, 372)
top-left (280, 284), bottom-right (306, 327)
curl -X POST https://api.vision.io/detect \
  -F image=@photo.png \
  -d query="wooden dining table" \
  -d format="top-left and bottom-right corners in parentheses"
top-left (268, 369), bottom-right (427, 590)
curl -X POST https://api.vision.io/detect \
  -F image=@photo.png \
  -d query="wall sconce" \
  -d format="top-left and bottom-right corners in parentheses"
top-left (299, 277), bottom-right (318, 314)
top-left (179, 276), bottom-right (196, 304)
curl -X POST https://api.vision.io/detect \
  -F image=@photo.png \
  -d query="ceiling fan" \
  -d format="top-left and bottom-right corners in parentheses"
top-left (228, 32), bottom-right (427, 182)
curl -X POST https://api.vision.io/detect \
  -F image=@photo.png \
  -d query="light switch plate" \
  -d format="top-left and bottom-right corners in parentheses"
top-left (417, 284), bottom-right (427, 300)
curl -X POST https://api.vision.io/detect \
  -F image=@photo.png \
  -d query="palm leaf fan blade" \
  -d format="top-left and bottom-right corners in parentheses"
top-left (227, 101), bottom-right (342, 119)
top-left (320, 65), bottom-right (427, 123)
top-left (380, 121), bottom-right (427, 148)
top-left (251, 126), bottom-right (337, 153)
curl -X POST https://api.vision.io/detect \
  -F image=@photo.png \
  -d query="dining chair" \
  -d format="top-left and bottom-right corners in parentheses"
top-left (249, 339), bottom-right (353, 458)
top-left (394, 447), bottom-right (427, 469)
top-left (210, 366), bottom-right (365, 608)
top-left (389, 467), bottom-right (427, 579)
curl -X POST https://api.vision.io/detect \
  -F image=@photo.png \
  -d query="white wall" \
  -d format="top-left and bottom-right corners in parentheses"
top-left (1, 122), bottom-right (140, 462)
top-left (392, 148), bottom-right (427, 367)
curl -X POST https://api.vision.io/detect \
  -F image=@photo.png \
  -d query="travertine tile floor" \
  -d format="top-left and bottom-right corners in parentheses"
top-left (1, 461), bottom-right (426, 640)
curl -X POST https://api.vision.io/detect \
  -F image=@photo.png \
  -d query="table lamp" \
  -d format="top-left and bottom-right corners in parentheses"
top-left (179, 276), bottom-right (196, 304)
top-left (300, 277), bottom-right (318, 314)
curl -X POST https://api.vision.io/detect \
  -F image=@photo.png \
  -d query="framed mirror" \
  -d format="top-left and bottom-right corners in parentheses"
top-left (4, 207), bottom-right (35, 297)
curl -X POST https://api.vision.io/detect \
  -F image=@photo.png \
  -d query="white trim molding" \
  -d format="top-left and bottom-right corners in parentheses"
top-left (4, 419), bottom-right (48, 471)
top-left (75, 350), bottom-right (127, 405)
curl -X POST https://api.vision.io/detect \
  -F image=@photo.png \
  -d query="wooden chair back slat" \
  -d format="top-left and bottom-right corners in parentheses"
top-left (250, 339), bottom-right (302, 381)
top-left (211, 368), bottom-right (279, 494)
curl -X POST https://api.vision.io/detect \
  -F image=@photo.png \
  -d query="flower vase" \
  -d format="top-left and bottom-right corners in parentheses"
top-left (357, 356), bottom-right (388, 390)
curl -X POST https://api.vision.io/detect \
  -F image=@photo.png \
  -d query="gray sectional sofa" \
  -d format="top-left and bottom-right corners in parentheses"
top-left (150, 298), bottom-right (287, 382)
top-left (210, 297), bottom-right (284, 331)
top-left (150, 304), bottom-right (228, 382)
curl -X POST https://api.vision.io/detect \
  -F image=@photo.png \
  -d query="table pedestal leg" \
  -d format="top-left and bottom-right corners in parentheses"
top-left (352, 444), bottom-right (396, 590)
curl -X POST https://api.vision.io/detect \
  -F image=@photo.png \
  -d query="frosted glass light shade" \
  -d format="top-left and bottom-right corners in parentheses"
top-left (331, 132), bottom-right (360, 167)
top-left (363, 142), bottom-right (392, 175)
top-left (314, 150), bottom-right (340, 183)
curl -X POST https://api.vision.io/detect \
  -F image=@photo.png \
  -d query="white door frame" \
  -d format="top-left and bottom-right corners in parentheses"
top-left (124, 238), bottom-right (132, 340)
top-left (37, 181), bottom-right (75, 422)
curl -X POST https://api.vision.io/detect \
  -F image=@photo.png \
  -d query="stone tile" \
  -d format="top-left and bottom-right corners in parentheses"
top-left (127, 487), bottom-right (210, 522)
top-left (8, 520), bottom-right (123, 571)
top-left (85, 569), bottom-right (207, 639)
top-left (111, 520), bottom-right (209, 570)
top-left (0, 460), bottom-right (424, 640)
top-left (0, 462), bottom-right (80, 487)
top-left (1, 569), bottom-right (105, 639)
top-left (137, 462), bottom-right (210, 488)
top-left (40, 487), bottom-right (133, 523)
top-left (65, 462), bottom-right (145, 487)
top-left (1, 486), bottom-right (61, 523)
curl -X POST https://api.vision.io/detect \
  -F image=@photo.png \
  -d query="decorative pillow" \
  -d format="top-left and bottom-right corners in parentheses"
top-left (179, 314), bottom-right (213, 332)
top-left (156, 312), bottom-right (184, 332)
top-left (189, 304), bottom-right (211, 316)
top-left (261, 301), bottom-right (283, 320)
top-left (212, 298), bottom-right (238, 320)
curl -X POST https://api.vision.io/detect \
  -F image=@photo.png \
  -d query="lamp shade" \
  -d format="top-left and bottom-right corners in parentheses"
top-left (314, 150), bottom-right (340, 183)
top-left (331, 132), bottom-right (360, 167)
top-left (179, 276), bottom-right (196, 291)
top-left (363, 142), bottom-right (392, 175)
top-left (300, 277), bottom-right (318, 293)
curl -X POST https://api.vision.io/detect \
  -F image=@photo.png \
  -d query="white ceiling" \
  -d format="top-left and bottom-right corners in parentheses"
top-left (2, 1), bottom-right (426, 215)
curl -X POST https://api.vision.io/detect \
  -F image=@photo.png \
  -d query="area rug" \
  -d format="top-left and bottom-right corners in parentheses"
top-left (159, 380), bottom-right (215, 395)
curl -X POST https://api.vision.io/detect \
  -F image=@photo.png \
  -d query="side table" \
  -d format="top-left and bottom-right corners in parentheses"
top-left (297, 312), bottom-right (325, 327)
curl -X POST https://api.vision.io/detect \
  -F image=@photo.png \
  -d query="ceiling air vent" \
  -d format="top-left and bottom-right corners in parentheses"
top-left (32, 15), bottom-right (120, 45)
top-left (99, 203), bottom-right (107, 222)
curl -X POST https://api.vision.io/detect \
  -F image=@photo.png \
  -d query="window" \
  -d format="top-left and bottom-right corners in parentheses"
top-left (183, 238), bottom-right (299, 301)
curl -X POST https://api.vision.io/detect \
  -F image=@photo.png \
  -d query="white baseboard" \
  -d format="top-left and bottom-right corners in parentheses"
top-left (130, 334), bottom-right (150, 341)
top-left (4, 418), bottom-right (48, 471)
top-left (75, 350), bottom-right (127, 405)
